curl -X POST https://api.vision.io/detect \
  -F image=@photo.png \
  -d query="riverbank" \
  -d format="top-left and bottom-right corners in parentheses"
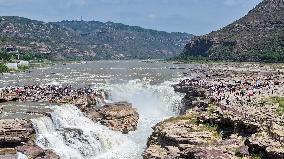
top-left (4, 60), bottom-right (272, 158)
top-left (0, 59), bottom-right (86, 74)
top-left (144, 63), bottom-right (284, 159)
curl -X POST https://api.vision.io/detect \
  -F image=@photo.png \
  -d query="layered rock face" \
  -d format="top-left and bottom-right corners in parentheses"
top-left (0, 119), bottom-right (59, 159)
top-left (144, 63), bottom-right (284, 159)
top-left (173, 84), bottom-right (208, 114)
top-left (0, 119), bottom-right (34, 145)
top-left (143, 114), bottom-right (245, 159)
top-left (86, 102), bottom-right (139, 133)
top-left (182, 0), bottom-right (284, 61)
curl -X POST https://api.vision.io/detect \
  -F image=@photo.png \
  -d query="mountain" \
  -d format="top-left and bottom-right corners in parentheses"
top-left (54, 21), bottom-right (192, 59)
top-left (0, 16), bottom-right (87, 60)
top-left (180, 0), bottom-right (284, 62)
top-left (0, 16), bottom-right (193, 60)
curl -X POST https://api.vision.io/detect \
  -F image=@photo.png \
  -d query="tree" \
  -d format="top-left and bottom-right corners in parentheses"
top-left (22, 52), bottom-right (34, 61)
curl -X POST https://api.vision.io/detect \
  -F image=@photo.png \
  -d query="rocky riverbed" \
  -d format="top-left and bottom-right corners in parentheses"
top-left (3, 61), bottom-right (284, 159)
top-left (144, 63), bottom-right (284, 159)
top-left (0, 84), bottom-right (139, 158)
top-left (0, 60), bottom-right (189, 159)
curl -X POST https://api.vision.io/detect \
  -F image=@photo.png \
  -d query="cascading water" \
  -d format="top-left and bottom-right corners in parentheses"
top-left (17, 152), bottom-right (28, 159)
top-left (31, 79), bottom-right (183, 159)
top-left (1, 60), bottom-right (191, 159)
top-left (31, 105), bottom-right (140, 159)
top-left (103, 79), bottom-right (183, 157)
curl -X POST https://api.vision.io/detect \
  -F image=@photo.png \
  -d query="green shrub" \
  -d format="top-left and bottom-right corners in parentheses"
top-left (22, 52), bottom-right (34, 61)
top-left (0, 63), bottom-right (9, 73)
top-left (0, 50), bottom-right (13, 62)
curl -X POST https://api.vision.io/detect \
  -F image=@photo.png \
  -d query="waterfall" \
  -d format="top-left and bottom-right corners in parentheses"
top-left (105, 79), bottom-right (183, 156)
top-left (108, 79), bottom-right (182, 118)
top-left (31, 105), bottom-right (140, 159)
top-left (31, 79), bottom-right (183, 159)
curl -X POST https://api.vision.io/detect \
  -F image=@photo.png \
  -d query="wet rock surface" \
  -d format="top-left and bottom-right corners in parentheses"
top-left (0, 119), bottom-right (58, 159)
top-left (86, 102), bottom-right (139, 133)
top-left (0, 84), bottom-right (139, 157)
top-left (16, 145), bottom-right (60, 159)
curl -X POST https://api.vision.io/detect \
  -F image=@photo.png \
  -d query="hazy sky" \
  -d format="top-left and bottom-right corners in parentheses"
top-left (0, 0), bottom-right (262, 35)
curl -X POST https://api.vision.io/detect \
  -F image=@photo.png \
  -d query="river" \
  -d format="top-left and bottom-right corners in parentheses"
top-left (0, 60), bottom-right (197, 159)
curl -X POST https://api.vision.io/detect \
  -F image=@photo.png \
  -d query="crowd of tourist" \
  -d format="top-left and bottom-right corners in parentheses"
top-left (0, 84), bottom-right (98, 103)
top-left (179, 71), bottom-right (283, 107)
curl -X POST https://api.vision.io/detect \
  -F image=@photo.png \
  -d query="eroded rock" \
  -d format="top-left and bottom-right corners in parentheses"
top-left (16, 145), bottom-right (60, 159)
top-left (143, 114), bottom-right (244, 159)
top-left (0, 119), bottom-right (34, 144)
top-left (0, 118), bottom-right (59, 159)
top-left (87, 102), bottom-right (139, 133)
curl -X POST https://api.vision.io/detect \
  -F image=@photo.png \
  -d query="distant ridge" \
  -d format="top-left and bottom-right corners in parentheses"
top-left (180, 0), bottom-right (284, 62)
top-left (0, 16), bottom-right (193, 60)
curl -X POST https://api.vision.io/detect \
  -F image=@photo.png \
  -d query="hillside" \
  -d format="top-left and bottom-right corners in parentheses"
top-left (180, 0), bottom-right (284, 62)
top-left (54, 21), bottom-right (192, 59)
top-left (0, 16), bottom-right (87, 60)
top-left (0, 16), bottom-right (193, 60)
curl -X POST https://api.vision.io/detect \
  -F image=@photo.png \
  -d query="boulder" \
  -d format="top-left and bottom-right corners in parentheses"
top-left (16, 145), bottom-right (60, 159)
top-left (74, 95), bottom-right (99, 111)
top-left (16, 145), bottom-right (44, 158)
top-left (87, 102), bottom-right (139, 133)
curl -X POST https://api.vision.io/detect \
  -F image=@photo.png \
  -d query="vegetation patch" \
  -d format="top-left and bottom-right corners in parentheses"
top-left (270, 97), bottom-right (284, 115)
top-left (208, 104), bottom-right (217, 115)
top-left (201, 123), bottom-right (222, 139)
top-left (162, 114), bottom-right (197, 124)
top-left (0, 63), bottom-right (9, 73)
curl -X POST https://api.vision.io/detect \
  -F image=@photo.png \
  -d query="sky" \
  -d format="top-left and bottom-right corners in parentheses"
top-left (0, 0), bottom-right (262, 35)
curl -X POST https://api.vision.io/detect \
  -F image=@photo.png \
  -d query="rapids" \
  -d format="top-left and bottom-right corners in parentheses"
top-left (31, 79), bottom-right (183, 158)
top-left (0, 60), bottom-right (193, 158)
top-left (32, 105), bottom-right (140, 159)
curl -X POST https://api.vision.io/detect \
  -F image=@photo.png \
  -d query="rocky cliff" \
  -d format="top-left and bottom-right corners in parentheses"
top-left (181, 0), bottom-right (284, 62)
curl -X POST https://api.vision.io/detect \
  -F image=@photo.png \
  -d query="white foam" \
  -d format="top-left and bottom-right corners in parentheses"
top-left (31, 78), bottom-right (182, 159)
top-left (32, 105), bottom-right (140, 159)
